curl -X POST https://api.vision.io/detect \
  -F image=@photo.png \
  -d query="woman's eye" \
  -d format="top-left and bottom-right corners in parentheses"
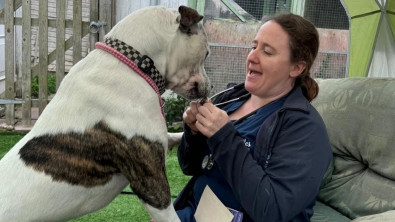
top-left (251, 46), bottom-right (256, 50)
top-left (263, 51), bottom-right (272, 55)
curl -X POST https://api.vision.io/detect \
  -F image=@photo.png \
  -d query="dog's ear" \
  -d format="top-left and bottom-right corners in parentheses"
top-left (176, 14), bottom-right (181, 24)
top-left (178, 5), bottom-right (203, 35)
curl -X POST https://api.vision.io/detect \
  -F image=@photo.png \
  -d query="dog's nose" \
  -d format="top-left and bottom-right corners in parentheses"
top-left (194, 82), bottom-right (199, 89)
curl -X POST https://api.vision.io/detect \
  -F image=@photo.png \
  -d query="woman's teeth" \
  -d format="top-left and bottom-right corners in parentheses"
top-left (250, 71), bottom-right (261, 76)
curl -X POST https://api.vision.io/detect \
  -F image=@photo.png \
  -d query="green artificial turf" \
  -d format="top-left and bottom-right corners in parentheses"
top-left (0, 131), bottom-right (190, 222)
top-left (0, 131), bottom-right (26, 159)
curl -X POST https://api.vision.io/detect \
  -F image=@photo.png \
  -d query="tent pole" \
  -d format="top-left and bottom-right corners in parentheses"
top-left (366, 2), bottom-right (384, 77)
top-left (340, 0), bottom-right (351, 77)
top-left (384, 0), bottom-right (395, 42)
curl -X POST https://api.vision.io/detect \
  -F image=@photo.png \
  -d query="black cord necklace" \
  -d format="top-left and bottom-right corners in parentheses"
top-left (201, 95), bottom-right (286, 171)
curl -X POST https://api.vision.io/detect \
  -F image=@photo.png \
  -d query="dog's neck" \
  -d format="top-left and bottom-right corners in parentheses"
top-left (95, 39), bottom-right (165, 118)
top-left (101, 38), bottom-right (166, 95)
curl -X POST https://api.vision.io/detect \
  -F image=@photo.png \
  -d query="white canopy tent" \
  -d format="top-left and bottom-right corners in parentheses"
top-left (341, 0), bottom-right (395, 77)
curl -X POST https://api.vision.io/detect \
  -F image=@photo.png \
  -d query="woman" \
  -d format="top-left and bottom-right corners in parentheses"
top-left (174, 13), bottom-right (332, 222)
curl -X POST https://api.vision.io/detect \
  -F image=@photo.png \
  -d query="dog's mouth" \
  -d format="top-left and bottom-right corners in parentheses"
top-left (165, 69), bottom-right (211, 100)
top-left (172, 87), bottom-right (208, 101)
top-left (167, 79), bottom-right (210, 100)
top-left (182, 89), bottom-right (205, 100)
top-left (198, 97), bottom-right (208, 105)
top-left (190, 82), bottom-right (210, 100)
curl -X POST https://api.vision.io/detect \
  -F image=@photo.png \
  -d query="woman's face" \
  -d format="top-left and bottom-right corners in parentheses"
top-left (245, 21), bottom-right (305, 99)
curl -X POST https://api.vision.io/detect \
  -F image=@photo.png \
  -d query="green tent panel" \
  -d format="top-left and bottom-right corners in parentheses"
top-left (388, 0), bottom-right (395, 11)
top-left (348, 14), bottom-right (381, 77)
top-left (389, 14), bottom-right (395, 41)
top-left (344, 0), bottom-right (380, 17)
top-left (388, 2), bottom-right (395, 42)
top-left (342, 0), bottom-right (395, 78)
top-left (342, 0), bottom-right (382, 77)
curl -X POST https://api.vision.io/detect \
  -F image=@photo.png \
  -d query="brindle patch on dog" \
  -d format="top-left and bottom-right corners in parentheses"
top-left (19, 121), bottom-right (171, 209)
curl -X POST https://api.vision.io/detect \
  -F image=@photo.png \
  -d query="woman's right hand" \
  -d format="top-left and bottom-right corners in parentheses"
top-left (183, 101), bottom-right (200, 134)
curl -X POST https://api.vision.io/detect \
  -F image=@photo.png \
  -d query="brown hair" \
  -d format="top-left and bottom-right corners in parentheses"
top-left (261, 13), bottom-right (319, 102)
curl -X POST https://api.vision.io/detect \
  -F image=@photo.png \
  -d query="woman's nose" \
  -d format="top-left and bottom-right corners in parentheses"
top-left (247, 48), bottom-right (259, 64)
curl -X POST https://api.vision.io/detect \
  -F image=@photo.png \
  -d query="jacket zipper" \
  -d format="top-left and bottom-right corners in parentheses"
top-left (263, 107), bottom-right (306, 169)
top-left (264, 110), bottom-right (282, 169)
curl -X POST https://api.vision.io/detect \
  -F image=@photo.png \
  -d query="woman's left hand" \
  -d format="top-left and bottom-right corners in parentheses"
top-left (195, 102), bottom-right (230, 138)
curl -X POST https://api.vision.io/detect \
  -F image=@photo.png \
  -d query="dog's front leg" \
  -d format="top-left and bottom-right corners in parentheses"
top-left (167, 132), bottom-right (183, 151)
top-left (116, 136), bottom-right (180, 222)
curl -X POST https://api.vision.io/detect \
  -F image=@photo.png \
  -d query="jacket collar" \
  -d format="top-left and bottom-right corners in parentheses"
top-left (282, 86), bottom-right (310, 113)
top-left (218, 84), bottom-right (310, 113)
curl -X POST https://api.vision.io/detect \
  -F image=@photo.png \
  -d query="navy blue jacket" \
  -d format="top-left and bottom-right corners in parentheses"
top-left (174, 85), bottom-right (333, 222)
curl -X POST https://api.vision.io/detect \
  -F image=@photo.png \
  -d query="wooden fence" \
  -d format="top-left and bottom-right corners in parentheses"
top-left (0, 0), bottom-right (113, 127)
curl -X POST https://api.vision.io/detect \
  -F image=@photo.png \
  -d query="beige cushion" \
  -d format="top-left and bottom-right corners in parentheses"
top-left (312, 201), bottom-right (351, 222)
top-left (351, 210), bottom-right (395, 222)
top-left (312, 78), bottom-right (395, 219)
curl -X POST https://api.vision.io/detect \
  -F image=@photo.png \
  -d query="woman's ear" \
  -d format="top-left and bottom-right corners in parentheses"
top-left (290, 61), bottom-right (306, 78)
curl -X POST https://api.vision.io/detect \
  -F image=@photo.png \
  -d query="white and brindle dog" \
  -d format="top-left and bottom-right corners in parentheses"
top-left (0, 6), bottom-right (209, 222)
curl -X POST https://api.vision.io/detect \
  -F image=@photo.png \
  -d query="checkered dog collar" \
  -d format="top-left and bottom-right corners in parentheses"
top-left (95, 39), bottom-right (166, 118)
top-left (103, 38), bottom-right (166, 94)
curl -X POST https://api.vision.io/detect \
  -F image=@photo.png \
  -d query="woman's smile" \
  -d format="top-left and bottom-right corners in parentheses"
top-left (247, 69), bottom-right (263, 79)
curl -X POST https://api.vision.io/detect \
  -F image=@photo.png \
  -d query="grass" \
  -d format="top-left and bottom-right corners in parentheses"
top-left (0, 131), bottom-right (190, 222)
top-left (0, 131), bottom-right (26, 159)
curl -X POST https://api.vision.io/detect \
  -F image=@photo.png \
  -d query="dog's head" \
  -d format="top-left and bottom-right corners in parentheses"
top-left (165, 6), bottom-right (211, 100)
top-left (104, 6), bottom-right (211, 100)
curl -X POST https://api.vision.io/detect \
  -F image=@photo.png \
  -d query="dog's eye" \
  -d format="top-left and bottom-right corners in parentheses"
top-left (205, 51), bottom-right (209, 59)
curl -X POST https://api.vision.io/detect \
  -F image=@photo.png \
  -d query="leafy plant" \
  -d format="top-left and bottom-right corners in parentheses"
top-left (31, 75), bottom-right (57, 98)
top-left (315, 54), bottom-right (331, 78)
top-left (163, 93), bottom-right (189, 132)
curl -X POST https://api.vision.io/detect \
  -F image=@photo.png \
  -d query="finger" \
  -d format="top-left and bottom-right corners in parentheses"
top-left (183, 108), bottom-right (196, 124)
top-left (189, 123), bottom-right (200, 134)
top-left (203, 102), bottom-right (217, 112)
top-left (185, 106), bottom-right (195, 117)
top-left (187, 104), bottom-right (199, 117)
top-left (183, 113), bottom-right (199, 133)
top-left (189, 102), bottom-right (199, 116)
top-left (196, 113), bottom-right (210, 127)
top-left (189, 101), bottom-right (198, 106)
top-left (189, 101), bottom-right (198, 110)
top-left (195, 121), bottom-right (206, 135)
top-left (185, 113), bottom-right (197, 125)
top-left (186, 115), bottom-right (196, 125)
top-left (184, 107), bottom-right (192, 119)
top-left (198, 105), bottom-right (212, 119)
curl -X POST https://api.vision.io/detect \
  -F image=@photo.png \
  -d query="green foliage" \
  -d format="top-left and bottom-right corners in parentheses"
top-left (163, 93), bottom-right (189, 132)
top-left (315, 54), bottom-right (331, 78)
top-left (31, 75), bottom-right (57, 98)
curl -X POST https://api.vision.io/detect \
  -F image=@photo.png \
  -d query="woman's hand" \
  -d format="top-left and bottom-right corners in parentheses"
top-left (183, 101), bottom-right (200, 134)
top-left (196, 102), bottom-right (230, 138)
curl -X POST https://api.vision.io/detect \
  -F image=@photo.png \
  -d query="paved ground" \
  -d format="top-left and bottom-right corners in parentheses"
top-left (0, 107), bottom-right (38, 132)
